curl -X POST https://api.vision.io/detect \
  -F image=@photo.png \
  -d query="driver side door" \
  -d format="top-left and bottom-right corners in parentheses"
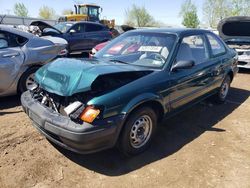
top-left (0, 31), bottom-right (25, 95)
top-left (169, 34), bottom-right (212, 110)
top-left (64, 23), bottom-right (86, 53)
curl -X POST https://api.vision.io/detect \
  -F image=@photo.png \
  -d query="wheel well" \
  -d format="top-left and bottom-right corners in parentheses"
top-left (17, 65), bottom-right (41, 93)
top-left (127, 100), bottom-right (164, 123)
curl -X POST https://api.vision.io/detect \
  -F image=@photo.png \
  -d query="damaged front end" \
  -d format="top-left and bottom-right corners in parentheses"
top-left (29, 86), bottom-right (100, 124)
top-left (21, 58), bottom-right (153, 153)
top-left (28, 58), bottom-right (152, 124)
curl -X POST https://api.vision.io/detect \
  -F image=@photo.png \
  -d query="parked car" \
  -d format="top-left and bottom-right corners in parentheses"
top-left (89, 25), bottom-right (135, 57)
top-left (218, 16), bottom-right (250, 69)
top-left (0, 25), bottom-right (67, 97)
top-left (30, 21), bottom-right (112, 55)
top-left (21, 28), bottom-right (238, 156)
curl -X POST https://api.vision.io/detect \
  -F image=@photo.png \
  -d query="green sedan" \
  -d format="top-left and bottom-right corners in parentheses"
top-left (21, 28), bottom-right (238, 156)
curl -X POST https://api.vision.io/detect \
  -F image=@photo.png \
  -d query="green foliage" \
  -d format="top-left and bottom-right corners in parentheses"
top-left (62, 9), bottom-right (73, 15)
top-left (13, 3), bottom-right (28, 17)
top-left (180, 0), bottom-right (199, 28)
top-left (39, 6), bottom-right (56, 19)
top-left (125, 4), bottom-right (161, 27)
top-left (203, 0), bottom-right (250, 28)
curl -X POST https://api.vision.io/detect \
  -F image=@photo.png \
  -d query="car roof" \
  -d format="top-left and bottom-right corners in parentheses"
top-left (129, 28), bottom-right (212, 37)
top-left (0, 25), bottom-right (34, 39)
top-left (63, 21), bottom-right (106, 27)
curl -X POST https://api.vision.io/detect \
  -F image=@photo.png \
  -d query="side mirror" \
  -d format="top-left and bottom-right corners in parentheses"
top-left (69, 29), bottom-right (76, 34)
top-left (172, 60), bottom-right (195, 72)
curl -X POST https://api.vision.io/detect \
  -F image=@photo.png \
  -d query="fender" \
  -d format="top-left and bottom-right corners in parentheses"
top-left (121, 92), bottom-right (166, 115)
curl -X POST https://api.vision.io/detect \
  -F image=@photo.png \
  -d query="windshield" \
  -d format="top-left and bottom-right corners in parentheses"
top-left (79, 6), bottom-right (88, 14)
top-left (54, 23), bottom-right (73, 33)
top-left (95, 32), bottom-right (177, 68)
top-left (88, 6), bottom-right (99, 17)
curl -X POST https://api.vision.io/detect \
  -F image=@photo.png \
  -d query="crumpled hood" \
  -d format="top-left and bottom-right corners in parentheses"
top-left (218, 16), bottom-right (250, 42)
top-left (35, 58), bottom-right (148, 96)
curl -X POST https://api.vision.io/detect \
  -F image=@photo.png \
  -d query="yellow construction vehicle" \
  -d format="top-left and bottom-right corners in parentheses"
top-left (58, 4), bottom-right (118, 36)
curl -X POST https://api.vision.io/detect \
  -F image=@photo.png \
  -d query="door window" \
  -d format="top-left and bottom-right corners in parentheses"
top-left (0, 31), bottom-right (28, 48)
top-left (85, 24), bottom-right (103, 32)
top-left (71, 24), bottom-right (84, 33)
top-left (176, 35), bottom-right (209, 65)
top-left (206, 34), bottom-right (226, 56)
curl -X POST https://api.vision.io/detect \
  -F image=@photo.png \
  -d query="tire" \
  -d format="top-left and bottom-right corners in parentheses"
top-left (118, 107), bottom-right (157, 156)
top-left (214, 75), bottom-right (231, 104)
top-left (18, 67), bottom-right (39, 93)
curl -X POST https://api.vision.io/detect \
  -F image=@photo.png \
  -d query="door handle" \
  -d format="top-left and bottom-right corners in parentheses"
top-left (2, 52), bottom-right (20, 58)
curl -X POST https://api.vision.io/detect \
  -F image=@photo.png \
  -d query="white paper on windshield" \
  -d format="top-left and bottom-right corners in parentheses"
top-left (138, 46), bottom-right (163, 52)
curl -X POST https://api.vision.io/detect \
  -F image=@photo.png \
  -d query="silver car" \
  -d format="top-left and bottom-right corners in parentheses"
top-left (0, 25), bottom-right (67, 97)
top-left (218, 16), bottom-right (250, 69)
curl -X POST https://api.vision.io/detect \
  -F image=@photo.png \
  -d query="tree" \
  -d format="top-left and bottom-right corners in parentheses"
top-left (39, 6), bottom-right (56, 19)
top-left (13, 3), bottom-right (28, 17)
top-left (229, 0), bottom-right (250, 16)
top-left (180, 0), bottom-right (199, 28)
top-left (125, 4), bottom-right (161, 27)
top-left (62, 9), bottom-right (73, 15)
top-left (203, 0), bottom-right (250, 28)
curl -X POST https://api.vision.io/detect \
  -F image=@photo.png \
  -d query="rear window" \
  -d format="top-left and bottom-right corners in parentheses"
top-left (0, 31), bottom-right (28, 48)
top-left (85, 24), bottom-right (104, 32)
top-left (206, 34), bottom-right (226, 56)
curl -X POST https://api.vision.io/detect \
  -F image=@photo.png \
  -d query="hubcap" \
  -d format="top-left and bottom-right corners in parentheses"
top-left (130, 115), bottom-right (153, 148)
top-left (220, 81), bottom-right (229, 99)
top-left (25, 73), bottom-right (35, 90)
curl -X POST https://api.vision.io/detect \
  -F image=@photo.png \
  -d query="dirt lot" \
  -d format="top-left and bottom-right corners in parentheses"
top-left (0, 70), bottom-right (250, 188)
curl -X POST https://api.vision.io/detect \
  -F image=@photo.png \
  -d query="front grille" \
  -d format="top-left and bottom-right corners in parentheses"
top-left (31, 87), bottom-right (68, 115)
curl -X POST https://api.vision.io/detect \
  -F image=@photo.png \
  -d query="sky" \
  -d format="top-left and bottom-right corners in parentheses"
top-left (0, 0), bottom-right (205, 26)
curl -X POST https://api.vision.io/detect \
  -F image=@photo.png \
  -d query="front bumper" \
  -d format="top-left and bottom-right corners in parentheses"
top-left (236, 50), bottom-right (250, 69)
top-left (21, 91), bottom-right (125, 154)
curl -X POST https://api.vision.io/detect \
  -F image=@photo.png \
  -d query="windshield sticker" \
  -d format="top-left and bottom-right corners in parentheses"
top-left (138, 46), bottom-right (163, 52)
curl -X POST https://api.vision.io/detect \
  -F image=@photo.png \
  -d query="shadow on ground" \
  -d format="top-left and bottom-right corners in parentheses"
top-left (0, 95), bottom-right (20, 111)
top-left (54, 87), bottom-right (250, 176)
top-left (238, 68), bottom-right (250, 74)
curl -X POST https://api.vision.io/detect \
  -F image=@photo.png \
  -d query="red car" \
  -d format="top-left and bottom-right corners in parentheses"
top-left (89, 25), bottom-right (136, 57)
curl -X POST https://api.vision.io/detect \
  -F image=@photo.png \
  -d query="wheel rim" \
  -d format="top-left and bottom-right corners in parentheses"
top-left (25, 73), bottom-right (35, 90)
top-left (220, 80), bottom-right (229, 99)
top-left (130, 115), bottom-right (153, 149)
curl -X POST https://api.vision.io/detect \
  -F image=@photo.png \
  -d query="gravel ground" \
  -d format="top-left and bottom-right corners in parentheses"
top-left (0, 70), bottom-right (249, 188)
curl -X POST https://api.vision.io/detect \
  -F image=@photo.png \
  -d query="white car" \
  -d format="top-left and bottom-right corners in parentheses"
top-left (218, 16), bottom-right (250, 69)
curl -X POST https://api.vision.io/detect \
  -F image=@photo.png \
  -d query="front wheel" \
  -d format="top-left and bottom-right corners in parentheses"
top-left (118, 107), bottom-right (157, 156)
top-left (214, 75), bottom-right (231, 103)
top-left (18, 67), bottom-right (39, 93)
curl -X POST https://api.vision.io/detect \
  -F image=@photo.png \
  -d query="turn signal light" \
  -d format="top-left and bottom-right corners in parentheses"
top-left (80, 106), bottom-right (100, 123)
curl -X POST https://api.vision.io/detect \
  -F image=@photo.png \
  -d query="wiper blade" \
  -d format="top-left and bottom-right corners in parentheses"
top-left (109, 59), bottom-right (129, 64)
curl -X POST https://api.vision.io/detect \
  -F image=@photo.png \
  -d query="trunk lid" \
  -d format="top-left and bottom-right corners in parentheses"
top-left (30, 21), bottom-right (62, 34)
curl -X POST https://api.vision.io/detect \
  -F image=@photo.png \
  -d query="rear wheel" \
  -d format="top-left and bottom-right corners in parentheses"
top-left (18, 67), bottom-right (39, 93)
top-left (118, 107), bottom-right (157, 156)
top-left (214, 75), bottom-right (231, 103)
